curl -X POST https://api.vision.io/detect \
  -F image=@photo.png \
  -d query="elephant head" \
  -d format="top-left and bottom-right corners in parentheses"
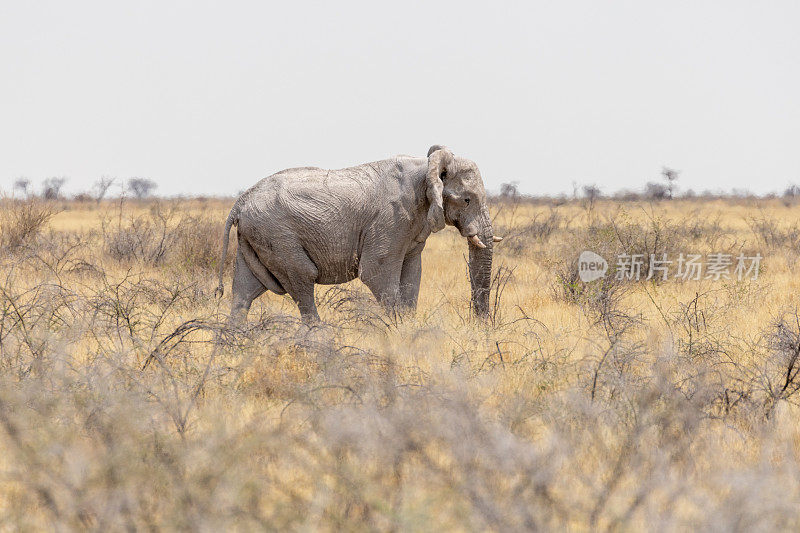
top-left (426, 145), bottom-right (501, 318)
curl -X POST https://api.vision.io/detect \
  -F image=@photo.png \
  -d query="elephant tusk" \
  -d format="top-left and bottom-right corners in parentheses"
top-left (469, 235), bottom-right (487, 248)
top-left (492, 236), bottom-right (503, 242)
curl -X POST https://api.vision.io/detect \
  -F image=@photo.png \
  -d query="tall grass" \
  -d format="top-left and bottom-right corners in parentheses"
top-left (1, 197), bottom-right (800, 529)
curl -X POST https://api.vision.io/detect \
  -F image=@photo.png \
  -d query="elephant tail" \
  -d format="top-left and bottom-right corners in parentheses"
top-left (214, 205), bottom-right (239, 299)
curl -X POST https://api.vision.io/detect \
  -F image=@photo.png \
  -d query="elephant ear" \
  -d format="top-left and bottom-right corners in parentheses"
top-left (426, 146), bottom-right (453, 233)
top-left (427, 144), bottom-right (446, 157)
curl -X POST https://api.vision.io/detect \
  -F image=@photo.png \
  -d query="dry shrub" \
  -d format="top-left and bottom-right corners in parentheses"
top-left (316, 285), bottom-right (394, 329)
top-left (551, 209), bottom-right (688, 303)
top-left (172, 215), bottom-right (228, 272)
top-left (604, 210), bottom-right (688, 270)
top-left (102, 201), bottom-right (233, 274)
top-left (0, 197), bottom-right (59, 251)
top-left (748, 215), bottom-right (800, 250)
top-left (3, 294), bottom-right (799, 530)
top-left (102, 202), bottom-right (176, 264)
top-left (759, 311), bottom-right (800, 416)
top-left (660, 295), bottom-right (800, 421)
top-left (498, 210), bottom-right (564, 255)
top-left (676, 213), bottom-right (729, 248)
top-left (4, 198), bottom-right (800, 530)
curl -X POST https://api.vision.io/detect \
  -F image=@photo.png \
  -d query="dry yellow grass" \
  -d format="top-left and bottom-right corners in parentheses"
top-left (2, 195), bottom-right (800, 529)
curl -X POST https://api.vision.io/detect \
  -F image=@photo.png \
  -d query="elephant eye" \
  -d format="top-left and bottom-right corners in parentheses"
top-left (464, 198), bottom-right (470, 205)
top-left (440, 170), bottom-right (447, 180)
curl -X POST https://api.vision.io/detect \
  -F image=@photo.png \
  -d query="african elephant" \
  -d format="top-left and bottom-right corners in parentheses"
top-left (215, 145), bottom-right (500, 322)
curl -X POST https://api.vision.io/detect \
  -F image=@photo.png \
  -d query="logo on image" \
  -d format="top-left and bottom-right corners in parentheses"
top-left (578, 251), bottom-right (608, 282)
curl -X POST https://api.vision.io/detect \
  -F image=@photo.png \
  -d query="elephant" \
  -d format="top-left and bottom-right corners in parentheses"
top-left (214, 145), bottom-right (501, 322)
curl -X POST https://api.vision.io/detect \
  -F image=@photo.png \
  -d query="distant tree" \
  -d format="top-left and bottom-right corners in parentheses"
top-left (582, 184), bottom-right (602, 201)
top-left (645, 181), bottom-right (669, 200)
top-left (13, 178), bottom-right (30, 198)
top-left (42, 177), bottom-right (67, 200)
top-left (128, 177), bottom-right (157, 199)
top-left (72, 192), bottom-right (94, 202)
top-left (499, 182), bottom-right (520, 198)
top-left (582, 184), bottom-right (601, 210)
top-left (612, 189), bottom-right (641, 201)
top-left (661, 166), bottom-right (680, 199)
top-left (93, 176), bottom-right (115, 203)
top-left (783, 184), bottom-right (800, 198)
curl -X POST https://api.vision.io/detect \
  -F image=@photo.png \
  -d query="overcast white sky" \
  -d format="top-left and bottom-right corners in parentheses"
top-left (1, 1), bottom-right (798, 197)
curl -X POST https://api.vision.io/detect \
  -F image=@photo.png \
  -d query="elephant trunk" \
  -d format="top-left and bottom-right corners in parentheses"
top-left (468, 207), bottom-right (493, 319)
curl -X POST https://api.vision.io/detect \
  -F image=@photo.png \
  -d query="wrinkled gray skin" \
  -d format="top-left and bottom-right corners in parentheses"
top-left (215, 145), bottom-right (495, 322)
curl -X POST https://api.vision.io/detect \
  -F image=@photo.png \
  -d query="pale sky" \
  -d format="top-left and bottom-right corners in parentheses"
top-left (1, 1), bottom-right (798, 197)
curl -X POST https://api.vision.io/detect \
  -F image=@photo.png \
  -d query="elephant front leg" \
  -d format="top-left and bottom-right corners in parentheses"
top-left (398, 249), bottom-right (422, 312)
top-left (361, 261), bottom-right (403, 318)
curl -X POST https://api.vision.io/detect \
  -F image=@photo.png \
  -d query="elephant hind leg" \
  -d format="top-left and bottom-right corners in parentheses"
top-left (287, 278), bottom-right (319, 322)
top-left (251, 240), bottom-right (321, 323)
top-left (229, 248), bottom-right (267, 324)
top-left (282, 257), bottom-right (320, 322)
top-left (239, 235), bottom-right (286, 295)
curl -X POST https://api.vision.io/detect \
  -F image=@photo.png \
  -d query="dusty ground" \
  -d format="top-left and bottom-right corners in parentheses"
top-left (2, 195), bottom-right (800, 530)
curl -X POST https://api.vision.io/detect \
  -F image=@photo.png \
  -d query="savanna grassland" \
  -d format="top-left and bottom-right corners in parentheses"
top-left (2, 194), bottom-right (800, 530)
